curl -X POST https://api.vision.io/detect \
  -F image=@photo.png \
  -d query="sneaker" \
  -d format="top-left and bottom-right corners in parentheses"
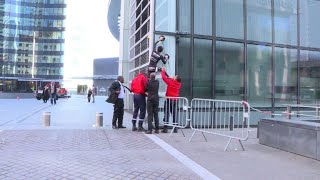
top-left (112, 125), bottom-right (118, 129)
top-left (132, 126), bottom-right (138, 131)
top-left (118, 126), bottom-right (126, 128)
top-left (161, 129), bottom-right (168, 133)
top-left (173, 128), bottom-right (178, 133)
top-left (154, 129), bottom-right (159, 134)
top-left (145, 131), bottom-right (152, 134)
top-left (138, 127), bottom-right (146, 132)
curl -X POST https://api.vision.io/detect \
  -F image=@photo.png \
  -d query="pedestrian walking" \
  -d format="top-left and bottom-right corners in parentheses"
top-left (130, 72), bottom-right (148, 131)
top-left (87, 88), bottom-right (92, 102)
top-left (107, 76), bottom-right (127, 129)
top-left (42, 86), bottom-right (50, 103)
top-left (92, 85), bottom-right (97, 103)
top-left (145, 73), bottom-right (160, 134)
top-left (161, 67), bottom-right (182, 133)
top-left (49, 82), bottom-right (58, 105)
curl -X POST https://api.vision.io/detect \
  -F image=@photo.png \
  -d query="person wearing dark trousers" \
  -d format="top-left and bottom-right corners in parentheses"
top-left (42, 86), bottom-right (50, 103)
top-left (92, 85), bottom-right (97, 103)
top-left (161, 67), bottom-right (182, 133)
top-left (87, 88), bottom-right (92, 102)
top-left (130, 72), bottom-right (148, 131)
top-left (108, 76), bottom-right (126, 129)
top-left (145, 73), bottom-right (160, 134)
top-left (49, 82), bottom-right (57, 105)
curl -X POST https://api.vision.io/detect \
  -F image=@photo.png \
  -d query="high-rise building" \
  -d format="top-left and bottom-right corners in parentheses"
top-left (0, 0), bottom-right (66, 92)
top-left (118, 0), bottom-right (320, 124)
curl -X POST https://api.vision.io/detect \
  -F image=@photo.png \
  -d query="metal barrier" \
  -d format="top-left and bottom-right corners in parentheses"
top-left (158, 96), bottom-right (190, 136)
top-left (189, 99), bottom-right (250, 151)
top-left (284, 104), bottom-right (320, 119)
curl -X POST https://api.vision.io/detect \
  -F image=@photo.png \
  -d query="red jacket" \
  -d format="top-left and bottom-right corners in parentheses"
top-left (161, 70), bottom-right (181, 97)
top-left (131, 73), bottom-right (148, 95)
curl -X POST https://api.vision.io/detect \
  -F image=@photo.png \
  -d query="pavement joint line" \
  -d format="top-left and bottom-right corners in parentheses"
top-left (146, 134), bottom-right (221, 180)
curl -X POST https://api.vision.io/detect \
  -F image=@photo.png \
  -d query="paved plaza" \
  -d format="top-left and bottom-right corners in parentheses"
top-left (0, 95), bottom-right (320, 180)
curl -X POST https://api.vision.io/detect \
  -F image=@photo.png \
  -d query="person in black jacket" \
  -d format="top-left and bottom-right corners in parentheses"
top-left (145, 73), bottom-right (160, 134)
top-left (108, 76), bottom-right (126, 129)
top-left (147, 35), bottom-right (170, 76)
top-left (49, 82), bottom-right (58, 105)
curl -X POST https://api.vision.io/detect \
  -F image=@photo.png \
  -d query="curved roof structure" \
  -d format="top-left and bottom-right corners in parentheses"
top-left (107, 0), bottom-right (120, 41)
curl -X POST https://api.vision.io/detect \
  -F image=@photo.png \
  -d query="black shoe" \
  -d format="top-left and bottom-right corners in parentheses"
top-left (118, 126), bottom-right (126, 128)
top-left (112, 125), bottom-right (118, 129)
top-left (132, 126), bottom-right (138, 131)
top-left (173, 128), bottom-right (178, 133)
top-left (138, 127), bottom-right (146, 132)
top-left (154, 129), bottom-right (159, 134)
top-left (145, 131), bottom-right (152, 134)
top-left (161, 129), bottom-right (168, 133)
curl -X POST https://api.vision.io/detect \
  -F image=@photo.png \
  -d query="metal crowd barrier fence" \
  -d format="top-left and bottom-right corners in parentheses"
top-left (285, 104), bottom-right (320, 119)
top-left (158, 96), bottom-right (190, 136)
top-left (189, 99), bottom-right (250, 151)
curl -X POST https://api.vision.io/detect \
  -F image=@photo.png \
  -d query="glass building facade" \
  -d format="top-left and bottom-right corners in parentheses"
top-left (0, 0), bottom-right (66, 92)
top-left (127, 0), bottom-right (320, 123)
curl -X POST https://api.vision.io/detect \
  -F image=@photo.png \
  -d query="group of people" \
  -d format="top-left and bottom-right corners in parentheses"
top-left (107, 35), bottom-right (181, 133)
top-left (42, 82), bottom-right (59, 105)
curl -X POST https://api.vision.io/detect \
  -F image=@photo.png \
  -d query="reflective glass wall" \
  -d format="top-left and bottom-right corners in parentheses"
top-left (154, 0), bottom-right (320, 123)
top-left (0, 0), bottom-right (66, 83)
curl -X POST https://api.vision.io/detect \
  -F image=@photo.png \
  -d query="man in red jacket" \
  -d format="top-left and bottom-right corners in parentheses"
top-left (161, 67), bottom-right (182, 133)
top-left (131, 72), bottom-right (148, 131)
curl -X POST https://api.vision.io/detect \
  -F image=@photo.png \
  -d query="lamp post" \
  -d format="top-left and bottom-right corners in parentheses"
top-left (32, 32), bottom-right (36, 79)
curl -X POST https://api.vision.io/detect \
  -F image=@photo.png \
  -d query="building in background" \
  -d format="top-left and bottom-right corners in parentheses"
top-left (93, 57), bottom-right (118, 96)
top-left (0, 0), bottom-right (66, 93)
top-left (118, 0), bottom-right (320, 125)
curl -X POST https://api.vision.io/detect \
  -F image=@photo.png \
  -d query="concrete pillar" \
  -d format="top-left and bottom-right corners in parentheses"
top-left (96, 112), bottom-right (103, 127)
top-left (42, 112), bottom-right (51, 127)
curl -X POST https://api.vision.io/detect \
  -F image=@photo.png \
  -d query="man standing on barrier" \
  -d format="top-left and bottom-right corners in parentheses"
top-left (147, 35), bottom-right (170, 77)
top-left (161, 67), bottom-right (182, 133)
top-left (145, 73), bottom-right (160, 134)
top-left (130, 71), bottom-right (148, 131)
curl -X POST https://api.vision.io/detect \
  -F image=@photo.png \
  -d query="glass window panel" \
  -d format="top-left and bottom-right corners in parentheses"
top-left (215, 41), bottom-right (244, 100)
top-left (299, 50), bottom-right (320, 104)
top-left (274, 48), bottom-right (298, 106)
top-left (194, 0), bottom-right (212, 36)
top-left (155, 0), bottom-right (176, 32)
top-left (216, 0), bottom-right (244, 39)
top-left (193, 39), bottom-right (212, 98)
top-left (300, 0), bottom-right (320, 48)
top-left (177, 37), bottom-right (191, 99)
top-left (178, 0), bottom-right (191, 33)
top-left (247, 0), bottom-right (272, 43)
top-left (247, 44), bottom-right (272, 107)
top-left (274, 0), bottom-right (297, 45)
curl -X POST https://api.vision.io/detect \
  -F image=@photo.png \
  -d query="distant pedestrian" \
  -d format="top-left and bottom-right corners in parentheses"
top-left (42, 86), bottom-right (50, 103)
top-left (145, 73), bottom-right (160, 134)
top-left (87, 88), bottom-right (92, 102)
top-left (107, 76), bottom-right (127, 129)
top-left (49, 82), bottom-right (58, 105)
top-left (161, 67), bottom-right (182, 133)
top-left (130, 72), bottom-right (148, 131)
top-left (92, 85), bottom-right (97, 103)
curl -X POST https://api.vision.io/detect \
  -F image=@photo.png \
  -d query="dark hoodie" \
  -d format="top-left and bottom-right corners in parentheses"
top-left (145, 79), bottom-right (159, 102)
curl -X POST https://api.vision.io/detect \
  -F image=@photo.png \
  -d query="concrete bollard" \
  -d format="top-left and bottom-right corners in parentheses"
top-left (42, 112), bottom-right (51, 127)
top-left (96, 112), bottom-right (103, 127)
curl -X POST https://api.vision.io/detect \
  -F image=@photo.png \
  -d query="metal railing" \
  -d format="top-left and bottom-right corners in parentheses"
top-left (189, 99), bottom-right (250, 151)
top-left (158, 96), bottom-right (190, 136)
top-left (285, 104), bottom-right (320, 119)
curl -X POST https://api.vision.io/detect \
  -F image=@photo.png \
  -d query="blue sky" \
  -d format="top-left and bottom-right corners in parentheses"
top-left (64, 0), bottom-right (119, 82)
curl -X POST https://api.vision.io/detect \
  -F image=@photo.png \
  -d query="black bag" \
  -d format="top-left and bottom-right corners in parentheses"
top-left (106, 93), bottom-right (118, 104)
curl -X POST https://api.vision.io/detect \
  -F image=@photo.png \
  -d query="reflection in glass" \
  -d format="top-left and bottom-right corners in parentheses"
top-left (274, 0), bottom-right (297, 45)
top-left (274, 48), bottom-right (297, 106)
top-left (177, 38), bottom-right (191, 99)
top-left (215, 41), bottom-right (244, 100)
top-left (216, 0), bottom-right (244, 39)
top-left (178, 0), bottom-right (191, 33)
top-left (299, 50), bottom-right (320, 103)
top-left (247, 45), bottom-right (272, 107)
top-left (194, 0), bottom-right (212, 36)
top-left (193, 39), bottom-right (212, 98)
top-left (155, 0), bottom-right (176, 32)
top-left (300, 0), bottom-right (320, 48)
top-left (247, 0), bottom-right (272, 43)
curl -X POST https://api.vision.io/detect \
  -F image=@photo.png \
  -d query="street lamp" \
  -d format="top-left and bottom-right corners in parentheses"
top-left (32, 32), bottom-right (36, 79)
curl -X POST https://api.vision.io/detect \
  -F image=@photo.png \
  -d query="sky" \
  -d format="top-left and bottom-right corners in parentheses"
top-left (63, 0), bottom-right (119, 88)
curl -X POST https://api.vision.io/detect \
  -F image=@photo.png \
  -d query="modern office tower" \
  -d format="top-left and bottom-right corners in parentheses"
top-left (117, 0), bottom-right (320, 123)
top-left (0, 0), bottom-right (66, 92)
